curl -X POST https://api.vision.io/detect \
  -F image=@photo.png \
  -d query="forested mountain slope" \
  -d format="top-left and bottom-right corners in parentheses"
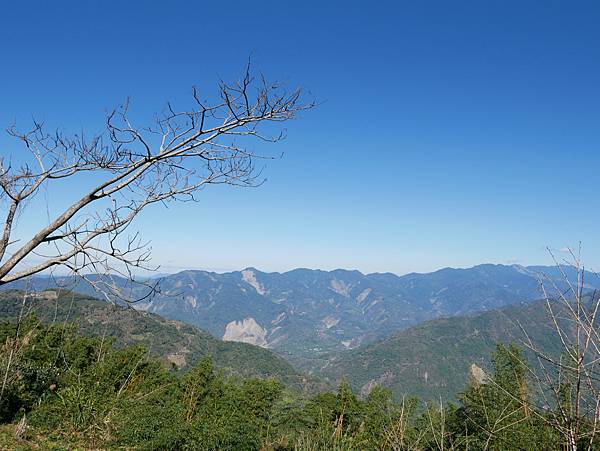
top-left (315, 298), bottom-right (569, 401)
top-left (0, 290), bottom-right (318, 391)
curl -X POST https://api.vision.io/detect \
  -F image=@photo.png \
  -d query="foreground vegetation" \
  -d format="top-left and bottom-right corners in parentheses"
top-left (1, 311), bottom-right (597, 450)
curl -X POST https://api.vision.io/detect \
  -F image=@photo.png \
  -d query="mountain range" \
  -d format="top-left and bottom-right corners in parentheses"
top-left (4, 263), bottom-right (595, 369)
top-left (2, 263), bottom-right (597, 401)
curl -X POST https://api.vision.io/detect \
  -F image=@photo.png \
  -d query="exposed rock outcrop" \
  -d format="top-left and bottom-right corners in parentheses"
top-left (241, 269), bottom-right (266, 295)
top-left (223, 317), bottom-right (268, 347)
top-left (470, 363), bottom-right (488, 384)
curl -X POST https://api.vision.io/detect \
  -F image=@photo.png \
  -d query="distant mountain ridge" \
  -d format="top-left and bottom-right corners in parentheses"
top-left (4, 263), bottom-right (596, 365)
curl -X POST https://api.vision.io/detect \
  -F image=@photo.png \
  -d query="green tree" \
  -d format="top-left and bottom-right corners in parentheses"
top-left (454, 344), bottom-right (553, 450)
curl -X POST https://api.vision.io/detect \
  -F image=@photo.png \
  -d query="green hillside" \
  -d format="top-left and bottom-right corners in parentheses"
top-left (0, 290), bottom-right (320, 392)
top-left (316, 298), bottom-right (565, 401)
top-left (0, 309), bottom-right (566, 450)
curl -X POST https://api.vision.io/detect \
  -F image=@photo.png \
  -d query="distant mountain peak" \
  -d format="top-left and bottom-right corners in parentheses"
top-left (241, 266), bottom-right (261, 273)
top-left (241, 269), bottom-right (267, 295)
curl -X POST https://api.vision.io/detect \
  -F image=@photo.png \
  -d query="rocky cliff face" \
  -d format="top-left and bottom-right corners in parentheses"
top-left (223, 317), bottom-right (268, 347)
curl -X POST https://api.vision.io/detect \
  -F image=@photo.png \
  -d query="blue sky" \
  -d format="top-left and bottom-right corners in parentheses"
top-left (1, 1), bottom-right (599, 275)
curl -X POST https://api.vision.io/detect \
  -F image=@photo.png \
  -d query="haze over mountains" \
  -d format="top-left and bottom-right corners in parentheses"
top-left (6, 263), bottom-right (596, 368)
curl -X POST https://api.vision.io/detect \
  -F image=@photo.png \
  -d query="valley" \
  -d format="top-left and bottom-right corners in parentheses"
top-left (2, 263), bottom-right (594, 401)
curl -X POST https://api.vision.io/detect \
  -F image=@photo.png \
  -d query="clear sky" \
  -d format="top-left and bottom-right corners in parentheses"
top-left (1, 1), bottom-right (599, 275)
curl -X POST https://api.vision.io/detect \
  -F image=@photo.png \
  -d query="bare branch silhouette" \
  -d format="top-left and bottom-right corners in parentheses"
top-left (0, 64), bottom-right (314, 299)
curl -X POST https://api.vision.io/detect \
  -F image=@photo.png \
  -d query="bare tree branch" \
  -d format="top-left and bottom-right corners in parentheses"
top-left (0, 64), bottom-right (314, 294)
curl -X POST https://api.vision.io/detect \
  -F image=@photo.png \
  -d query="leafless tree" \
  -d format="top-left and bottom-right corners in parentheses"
top-left (516, 245), bottom-right (600, 451)
top-left (0, 64), bottom-right (313, 294)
